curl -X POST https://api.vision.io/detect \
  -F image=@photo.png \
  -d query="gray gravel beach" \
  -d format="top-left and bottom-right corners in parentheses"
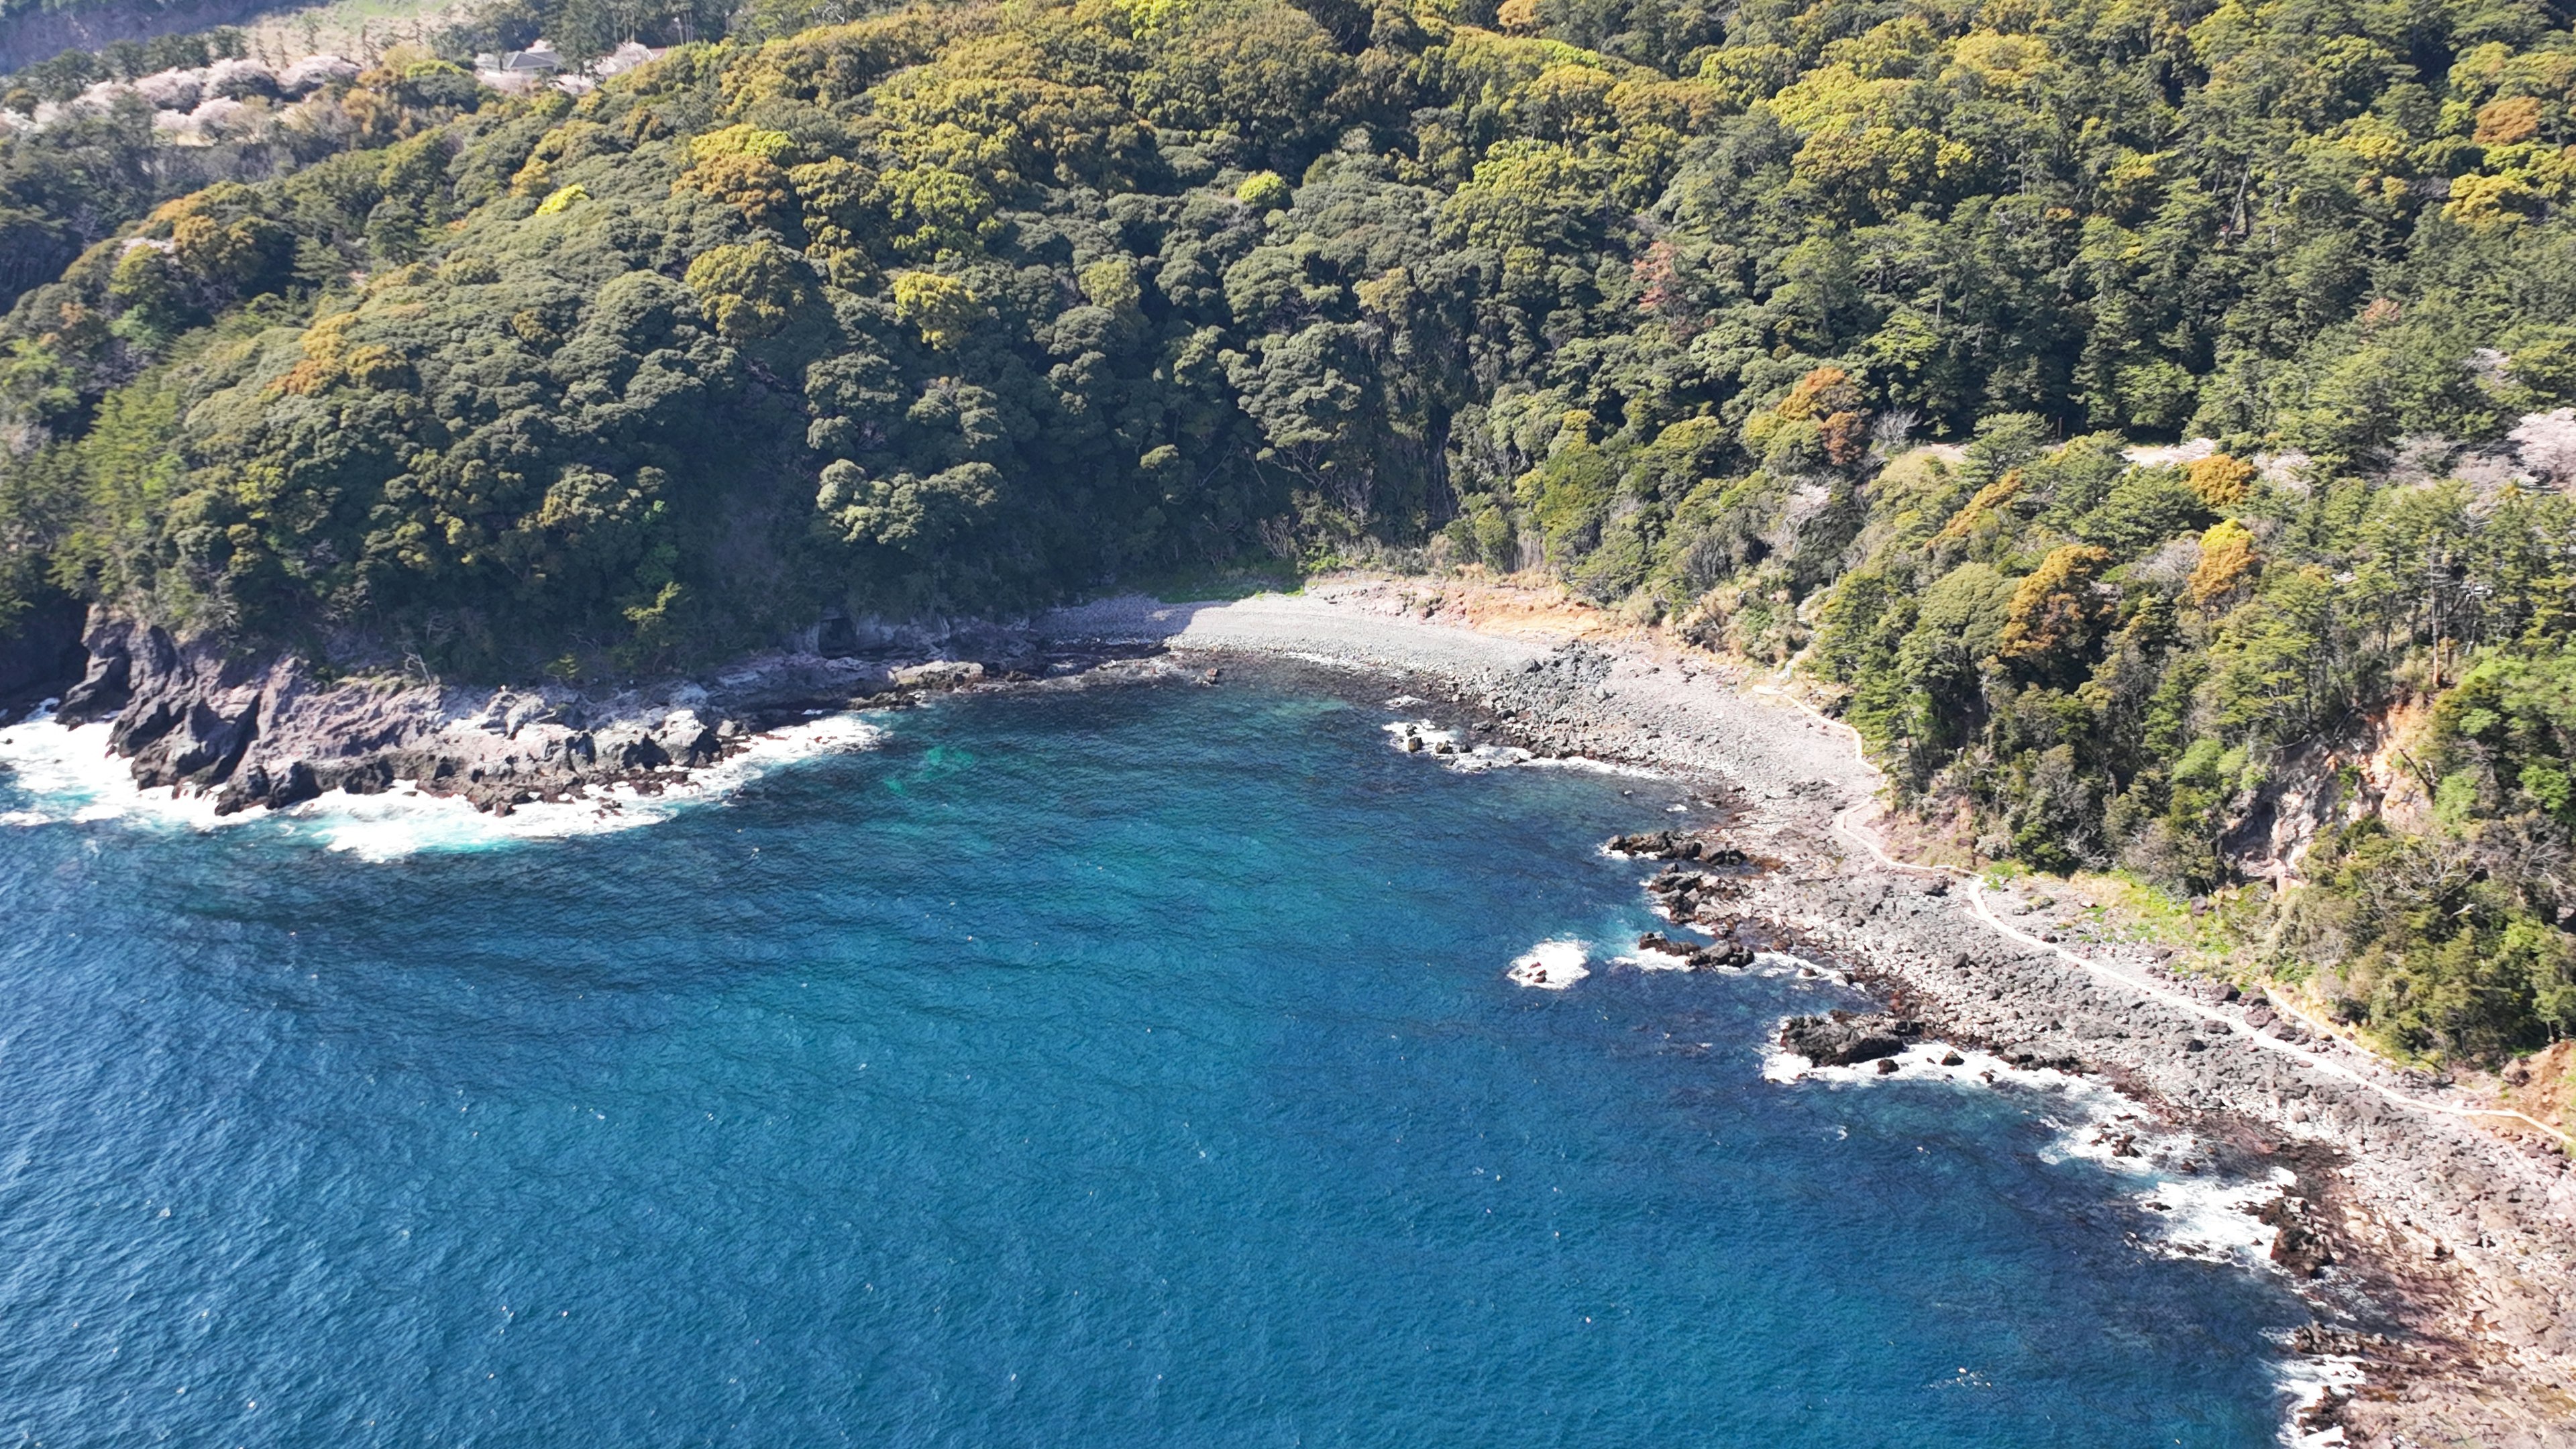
top-left (1043, 579), bottom-right (2576, 1448)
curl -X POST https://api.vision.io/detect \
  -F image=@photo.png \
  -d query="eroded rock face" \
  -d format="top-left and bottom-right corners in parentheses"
top-left (891, 660), bottom-right (985, 690)
top-left (1779, 1010), bottom-right (1923, 1066)
top-left (38, 610), bottom-right (943, 815)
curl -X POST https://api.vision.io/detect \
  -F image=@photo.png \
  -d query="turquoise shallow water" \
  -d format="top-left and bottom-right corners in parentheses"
top-left (0, 676), bottom-right (2306, 1445)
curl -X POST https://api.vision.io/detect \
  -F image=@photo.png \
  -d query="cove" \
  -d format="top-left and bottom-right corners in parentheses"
top-left (0, 673), bottom-right (2308, 1446)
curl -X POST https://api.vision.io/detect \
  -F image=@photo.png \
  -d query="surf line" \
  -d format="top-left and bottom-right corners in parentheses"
top-left (1749, 683), bottom-right (2576, 1152)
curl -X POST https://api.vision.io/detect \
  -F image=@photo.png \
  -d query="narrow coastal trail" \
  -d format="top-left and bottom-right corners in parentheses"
top-left (1750, 685), bottom-right (2576, 1152)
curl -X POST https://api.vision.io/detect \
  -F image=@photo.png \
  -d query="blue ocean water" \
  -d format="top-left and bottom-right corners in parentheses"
top-left (0, 676), bottom-right (2308, 1446)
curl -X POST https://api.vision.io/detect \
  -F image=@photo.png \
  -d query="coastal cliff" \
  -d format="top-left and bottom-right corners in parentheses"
top-left (28, 609), bottom-right (966, 814)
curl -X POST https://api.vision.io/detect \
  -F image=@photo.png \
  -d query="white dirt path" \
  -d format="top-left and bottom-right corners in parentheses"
top-left (1747, 683), bottom-right (2576, 1152)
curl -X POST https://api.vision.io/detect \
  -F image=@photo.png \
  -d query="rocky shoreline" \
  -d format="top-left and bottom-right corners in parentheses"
top-left (3, 578), bottom-right (2571, 1443)
top-left (1077, 580), bottom-right (2576, 1448)
top-left (3, 608), bottom-right (1169, 818)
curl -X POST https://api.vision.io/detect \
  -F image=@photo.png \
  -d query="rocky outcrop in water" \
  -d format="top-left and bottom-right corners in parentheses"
top-left (2260, 1195), bottom-right (2340, 1277)
top-left (1779, 1010), bottom-right (1923, 1066)
top-left (1644, 867), bottom-right (1750, 930)
top-left (1607, 828), bottom-right (1748, 864)
top-left (1635, 932), bottom-right (1756, 970)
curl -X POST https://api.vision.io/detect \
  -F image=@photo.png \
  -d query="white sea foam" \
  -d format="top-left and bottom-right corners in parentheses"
top-left (1766, 1028), bottom-right (2299, 1267)
top-left (1381, 718), bottom-right (1534, 771)
top-left (0, 708), bottom-right (884, 860)
top-left (0, 709), bottom-right (227, 831)
top-left (2275, 1350), bottom-right (2367, 1446)
top-left (1507, 938), bottom-right (1590, 989)
top-left (1518, 750), bottom-right (1664, 779)
top-left (1758, 979), bottom-right (2373, 1443)
top-left (1381, 717), bottom-right (1666, 776)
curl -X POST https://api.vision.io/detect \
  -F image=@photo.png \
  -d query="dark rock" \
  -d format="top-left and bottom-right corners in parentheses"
top-left (320, 757), bottom-right (394, 794)
top-left (213, 766), bottom-right (269, 816)
top-left (2261, 1197), bottom-right (2337, 1277)
top-left (1941, 1051), bottom-right (1966, 1066)
top-left (614, 734), bottom-right (670, 770)
top-left (130, 697), bottom-right (260, 790)
top-left (53, 644), bottom-right (132, 724)
top-left (268, 760), bottom-right (321, 808)
top-left (1876, 1058), bottom-right (1900, 1075)
top-left (106, 685), bottom-right (187, 752)
top-left (1636, 932), bottom-right (1752, 969)
top-left (815, 611), bottom-right (859, 657)
top-left (1611, 830), bottom-right (1748, 864)
top-left (212, 760), bottom-right (318, 815)
top-left (665, 720), bottom-right (720, 767)
top-left (1780, 1010), bottom-right (1921, 1066)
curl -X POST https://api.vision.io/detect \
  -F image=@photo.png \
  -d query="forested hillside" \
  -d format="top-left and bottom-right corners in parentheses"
top-left (5, 0), bottom-right (2576, 1059)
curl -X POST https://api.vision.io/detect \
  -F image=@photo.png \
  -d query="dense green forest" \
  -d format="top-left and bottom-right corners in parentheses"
top-left (5, 0), bottom-right (2576, 1059)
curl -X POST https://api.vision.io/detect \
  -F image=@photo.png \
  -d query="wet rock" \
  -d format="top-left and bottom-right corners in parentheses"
top-left (2261, 1197), bottom-right (2337, 1276)
top-left (1780, 1010), bottom-right (1921, 1066)
top-left (1608, 829), bottom-right (1747, 864)
top-left (213, 760), bottom-right (321, 816)
top-left (53, 646), bottom-right (132, 724)
top-left (319, 757), bottom-right (394, 794)
top-left (1638, 933), bottom-right (1754, 969)
top-left (131, 698), bottom-right (260, 790)
top-left (602, 729), bottom-right (669, 771)
top-left (655, 709), bottom-right (720, 767)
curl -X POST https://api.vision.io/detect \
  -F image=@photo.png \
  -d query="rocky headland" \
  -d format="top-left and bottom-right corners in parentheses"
top-left (3, 606), bottom-right (1112, 816)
